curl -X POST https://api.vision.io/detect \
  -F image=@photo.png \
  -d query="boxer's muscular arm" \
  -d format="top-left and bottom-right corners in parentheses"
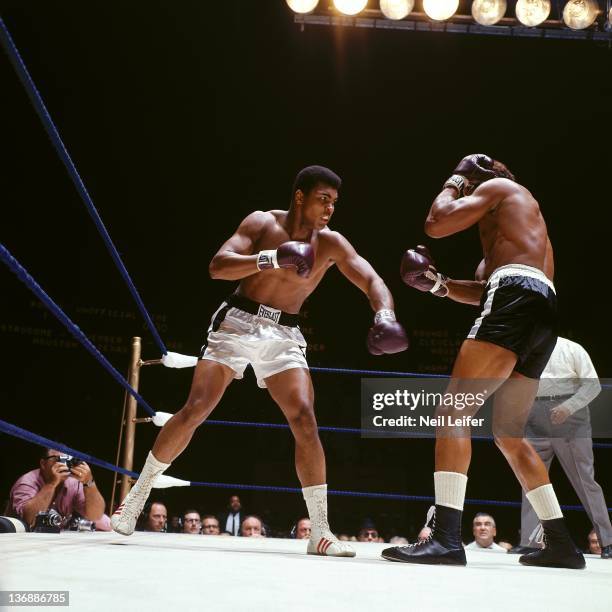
top-left (425, 180), bottom-right (502, 238)
top-left (209, 212), bottom-right (268, 280)
top-left (446, 258), bottom-right (486, 305)
top-left (332, 233), bottom-right (393, 312)
top-left (446, 280), bottom-right (486, 306)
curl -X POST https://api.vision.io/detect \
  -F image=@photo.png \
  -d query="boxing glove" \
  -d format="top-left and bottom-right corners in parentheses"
top-left (257, 241), bottom-right (314, 278)
top-left (367, 310), bottom-right (409, 355)
top-left (400, 245), bottom-right (449, 297)
top-left (444, 153), bottom-right (497, 196)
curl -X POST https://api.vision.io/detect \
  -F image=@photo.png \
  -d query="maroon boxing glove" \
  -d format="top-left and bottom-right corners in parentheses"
top-left (367, 310), bottom-right (409, 355)
top-left (444, 154), bottom-right (497, 196)
top-left (400, 245), bottom-right (449, 297)
top-left (256, 241), bottom-right (314, 278)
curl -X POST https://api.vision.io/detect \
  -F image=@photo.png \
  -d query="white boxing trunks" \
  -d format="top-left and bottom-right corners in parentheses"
top-left (199, 294), bottom-right (308, 388)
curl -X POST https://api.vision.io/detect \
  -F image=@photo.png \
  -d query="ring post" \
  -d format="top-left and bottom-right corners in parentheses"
top-left (111, 337), bottom-right (142, 508)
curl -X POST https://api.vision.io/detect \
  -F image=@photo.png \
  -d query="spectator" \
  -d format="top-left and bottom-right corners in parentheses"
top-left (201, 515), bottom-right (221, 535)
top-left (465, 513), bottom-right (506, 552)
top-left (588, 529), bottom-right (602, 555)
top-left (389, 536), bottom-right (409, 545)
top-left (294, 518), bottom-right (311, 540)
top-left (498, 541), bottom-right (513, 552)
top-left (337, 533), bottom-right (351, 541)
top-left (358, 520), bottom-right (379, 543)
top-left (182, 509), bottom-right (202, 534)
top-left (139, 501), bottom-right (167, 532)
top-left (8, 447), bottom-right (109, 530)
top-left (219, 495), bottom-right (243, 536)
top-left (518, 338), bottom-right (611, 559)
top-left (241, 515), bottom-right (264, 537)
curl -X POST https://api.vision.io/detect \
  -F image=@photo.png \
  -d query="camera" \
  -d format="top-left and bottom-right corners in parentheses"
top-left (67, 514), bottom-right (96, 532)
top-left (33, 509), bottom-right (63, 533)
top-left (57, 454), bottom-right (83, 470)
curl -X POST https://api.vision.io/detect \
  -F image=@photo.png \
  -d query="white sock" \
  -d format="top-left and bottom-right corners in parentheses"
top-left (434, 471), bottom-right (468, 511)
top-left (302, 484), bottom-right (330, 535)
top-left (133, 451), bottom-right (170, 490)
top-left (526, 484), bottom-right (563, 520)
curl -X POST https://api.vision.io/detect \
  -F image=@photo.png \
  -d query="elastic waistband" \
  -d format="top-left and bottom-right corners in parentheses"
top-left (226, 294), bottom-right (300, 327)
top-left (488, 264), bottom-right (555, 293)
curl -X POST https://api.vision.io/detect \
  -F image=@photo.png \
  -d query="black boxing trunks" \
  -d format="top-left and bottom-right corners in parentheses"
top-left (467, 264), bottom-right (557, 379)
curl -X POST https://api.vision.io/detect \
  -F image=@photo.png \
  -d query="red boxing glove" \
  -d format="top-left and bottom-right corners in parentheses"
top-left (257, 241), bottom-right (314, 278)
top-left (367, 310), bottom-right (409, 355)
top-left (400, 245), bottom-right (449, 297)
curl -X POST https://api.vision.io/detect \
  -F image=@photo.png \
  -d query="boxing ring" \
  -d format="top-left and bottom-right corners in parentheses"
top-left (3, 532), bottom-right (612, 612)
top-left (2, 16), bottom-right (612, 611)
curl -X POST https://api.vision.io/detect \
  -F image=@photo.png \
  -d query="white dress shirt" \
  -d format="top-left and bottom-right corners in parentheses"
top-left (465, 540), bottom-right (507, 552)
top-left (537, 337), bottom-right (601, 414)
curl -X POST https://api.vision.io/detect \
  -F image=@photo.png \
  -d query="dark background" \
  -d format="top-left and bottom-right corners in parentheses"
top-left (1, 0), bottom-right (610, 543)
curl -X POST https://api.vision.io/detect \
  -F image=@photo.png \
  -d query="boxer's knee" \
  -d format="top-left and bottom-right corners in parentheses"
top-left (286, 401), bottom-right (319, 441)
top-left (179, 396), bottom-right (215, 428)
top-left (494, 435), bottom-right (525, 457)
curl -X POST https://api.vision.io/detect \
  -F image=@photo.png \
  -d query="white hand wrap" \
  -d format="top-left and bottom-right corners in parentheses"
top-left (443, 174), bottom-right (466, 196)
top-left (374, 309), bottom-right (396, 324)
top-left (424, 270), bottom-right (449, 297)
top-left (256, 249), bottom-right (280, 271)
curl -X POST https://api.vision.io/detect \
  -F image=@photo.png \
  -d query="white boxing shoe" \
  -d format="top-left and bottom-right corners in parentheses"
top-left (111, 451), bottom-right (169, 536)
top-left (111, 484), bottom-right (150, 536)
top-left (307, 531), bottom-right (356, 557)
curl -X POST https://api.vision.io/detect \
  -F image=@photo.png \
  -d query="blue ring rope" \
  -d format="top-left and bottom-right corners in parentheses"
top-left (1, 418), bottom-right (607, 512)
top-left (310, 366), bottom-right (449, 378)
top-left (0, 17), bottom-right (167, 356)
top-left (0, 243), bottom-right (156, 417)
top-left (3, 241), bottom-right (611, 447)
top-left (203, 419), bottom-right (612, 448)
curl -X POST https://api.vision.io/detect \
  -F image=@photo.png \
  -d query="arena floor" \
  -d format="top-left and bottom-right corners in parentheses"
top-left (2, 532), bottom-right (611, 611)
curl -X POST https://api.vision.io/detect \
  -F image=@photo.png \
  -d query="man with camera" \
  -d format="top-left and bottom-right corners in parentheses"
top-left (8, 447), bottom-right (110, 530)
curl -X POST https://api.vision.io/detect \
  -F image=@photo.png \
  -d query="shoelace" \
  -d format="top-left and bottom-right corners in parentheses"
top-left (529, 523), bottom-right (545, 547)
top-left (401, 505), bottom-right (436, 549)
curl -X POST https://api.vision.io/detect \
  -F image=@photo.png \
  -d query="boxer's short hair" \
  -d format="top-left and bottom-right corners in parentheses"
top-left (292, 165), bottom-right (342, 197)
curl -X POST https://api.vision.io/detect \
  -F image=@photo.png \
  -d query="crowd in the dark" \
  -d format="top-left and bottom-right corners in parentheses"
top-left (1, 446), bottom-right (607, 558)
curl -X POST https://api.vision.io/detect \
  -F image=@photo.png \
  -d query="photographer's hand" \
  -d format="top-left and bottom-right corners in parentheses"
top-left (42, 461), bottom-right (70, 486)
top-left (72, 462), bottom-right (105, 521)
top-left (70, 462), bottom-right (93, 485)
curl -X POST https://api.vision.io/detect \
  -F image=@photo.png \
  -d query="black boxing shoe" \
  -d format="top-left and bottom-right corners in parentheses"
top-left (381, 505), bottom-right (466, 566)
top-left (601, 545), bottom-right (612, 559)
top-left (508, 544), bottom-right (540, 555)
top-left (519, 519), bottom-right (586, 570)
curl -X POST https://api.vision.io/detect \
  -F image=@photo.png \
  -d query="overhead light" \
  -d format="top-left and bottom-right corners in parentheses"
top-left (472, 0), bottom-right (507, 25)
top-left (286, 0), bottom-right (319, 13)
top-left (333, 0), bottom-right (369, 15)
top-left (562, 0), bottom-right (598, 29)
top-left (423, 0), bottom-right (460, 21)
top-left (515, 0), bottom-right (551, 26)
top-left (380, 0), bottom-right (415, 19)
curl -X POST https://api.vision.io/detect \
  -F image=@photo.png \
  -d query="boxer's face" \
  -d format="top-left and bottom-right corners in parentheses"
top-left (297, 182), bottom-right (338, 230)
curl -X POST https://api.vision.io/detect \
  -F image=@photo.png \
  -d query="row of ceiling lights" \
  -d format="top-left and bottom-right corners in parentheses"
top-left (287, 0), bottom-right (612, 30)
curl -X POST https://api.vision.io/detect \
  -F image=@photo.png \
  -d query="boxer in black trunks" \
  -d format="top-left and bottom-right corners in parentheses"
top-left (382, 154), bottom-right (584, 569)
top-left (113, 165), bottom-right (408, 557)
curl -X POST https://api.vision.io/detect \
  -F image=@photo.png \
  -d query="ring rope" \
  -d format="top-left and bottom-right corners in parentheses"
top-left (2, 418), bottom-right (608, 512)
top-left (0, 243), bottom-right (156, 417)
top-left (0, 17), bottom-right (167, 355)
